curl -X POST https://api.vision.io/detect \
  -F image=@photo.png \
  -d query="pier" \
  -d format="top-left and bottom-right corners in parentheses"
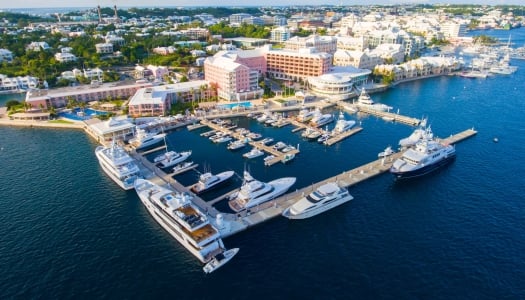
top-left (131, 128), bottom-right (477, 238)
top-left (336, 101), bottom-right (421, 126)
top-left (324, 127), bottom-right (363, 146)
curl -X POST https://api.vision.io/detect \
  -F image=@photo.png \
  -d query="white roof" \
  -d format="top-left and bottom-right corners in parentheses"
top-left (88, 117), bottom-right (135, 135)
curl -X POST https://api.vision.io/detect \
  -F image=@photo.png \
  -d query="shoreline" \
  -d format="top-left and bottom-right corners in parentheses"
top-left (0, 118), bottom-right (85, 129)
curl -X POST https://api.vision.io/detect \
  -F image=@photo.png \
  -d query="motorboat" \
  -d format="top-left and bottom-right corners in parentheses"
top-left (282, 182), bottom-right (353, 219)
top-left (378, 146), bottom-right (395, 158)
top-left (296, 108), bottom-right (318, 123)
top-left (129, 128), bottom-right (166, 150)
top-left (243, 148), bottom-right (265, 159)
top-left (203, 248), bottom-right (239, 274)
top-left (459, 70), bottom-right (488, 79)
top-left (272, 141), bottom-right (287, 150)
top-left (157, 150), bottom-right (192, 168)
top-left (247, 132), bottom-right (262, 140)
top-left (213, 135), bottom-right (232, 144)
top-left (310, 113), bottom-right (334, 128)
top-left (390, 137), bottom-right (456, 180)
top-left (263, 155), bottom-right (275, 163)
top-left (154, 150), bottom-right (177, 163)
top-left (95, 140), bottom-right (141, 190)
top-left (172, 161), bottom-right (197, 175)
top-left (227, 140), bottom-right (247, 151)
top-left (228, 171), bottom-right (296, 212)
top-left (190, 170), bottom-right (235, 194)
top-left (332, 112), bottom-right (356, 134)
top-left (281, 144), bottom-right (296, 153)
top-left (399, 120), bottom-right (433, 148)
top-left (317, 133), bottom-right (331, 144)
top-left (259, 137), bottom-right (274, 145)
top-left (134, 179), bottom-right (227, 263)
top-left (355, 88), bottom-right (393, 112)
top-left (281, 153), bottom-right (295, 164)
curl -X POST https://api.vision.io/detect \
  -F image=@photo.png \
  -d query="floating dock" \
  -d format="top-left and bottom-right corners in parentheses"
top-left (131, 128), bottom-right (477, 239)
top-left (324, 127), bottom-right (363, 146)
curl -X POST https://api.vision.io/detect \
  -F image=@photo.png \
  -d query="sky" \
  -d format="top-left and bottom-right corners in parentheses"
top-left (0, 0), bottom-right (524, 9)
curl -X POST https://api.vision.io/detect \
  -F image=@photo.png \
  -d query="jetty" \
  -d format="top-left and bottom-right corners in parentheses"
top-left (324, 127), bottom-right (363, 146)
top-left (131, 127), bottom-right (477, 239)
top-left (198, 119), bottom-right (300, 166)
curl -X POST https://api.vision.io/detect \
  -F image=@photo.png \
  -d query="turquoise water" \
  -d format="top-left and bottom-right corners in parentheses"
top-left (217, 101), bottom-right (253, 110)
top-left (58, 108), bottom-right (109, 121)
top-left (1, 28), bottom-right (525, 299)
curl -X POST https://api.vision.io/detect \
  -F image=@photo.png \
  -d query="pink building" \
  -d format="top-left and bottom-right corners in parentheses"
top-left (204, 51), bottom-right (263, 101)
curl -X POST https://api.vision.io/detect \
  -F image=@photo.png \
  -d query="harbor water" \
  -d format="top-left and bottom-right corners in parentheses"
top-left (1, 29), bottom-right (525, 298)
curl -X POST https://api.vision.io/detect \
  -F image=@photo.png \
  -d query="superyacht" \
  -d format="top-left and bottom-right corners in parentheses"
top-left (95, 140), bottom-right (141, 190)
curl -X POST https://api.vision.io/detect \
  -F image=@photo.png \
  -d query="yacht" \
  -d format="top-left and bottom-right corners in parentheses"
top-left (203, 248), bottom-right (239, 274)
top-left (129, 129), bottom-right (166, 150)
top-left (378, 146), bottom-right (395, 158)
top-left (157, 150), bottom-right (192, 168)
top-left (317, 133), bottom-right (331, 144)
top-left (281, 144), bottom-right (296, 153)
top-left (95, 141), bottom-right (141, 190)
top-left (228, 171), bottom-right (296, 212)
top-left (310, 113), bottom-right (334, 128)
top-left (154, 150), bottom-right (177, 163)
top-left (247, 132), bottom-right (262, 140)
top-left (213, 135), bottom-right (232, 144)
top-left (296, 108), bottom-right (318, 123)
top-left (459, 70), bottom-right (488, 79)
top-left (172, 161), bottom-right (197, 175)
top-left (272, 141), bottom-right (287, 150)
top-left (399, 120), bottom-right (433, 148)
top-left (259, 137), bottom-right (274, 145)
top-left (190, 170), bottom-right (235, 194)
top-left (282, 182), bottom-right (353, 219)
top-left (489, 65), bottom-right (517, 75)
top-left (356, 88), bottom-right (393, 112)
top-left (227, 140), bottom-right (247, 151)
top-left (134, 179), bottom-right (232, 264)
top-left (332, 112), bottom-right (356, 134)
top-left (243, 148), bottom-right (264, 159)
top-left (390, 138), bottom-right (456, 180)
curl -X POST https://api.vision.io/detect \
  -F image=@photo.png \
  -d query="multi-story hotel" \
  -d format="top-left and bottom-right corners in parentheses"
top-left (204, 51), bottom-right (264, 101)
top-left (284, 35), bottom-right (337, 54)
top-left (128, 80), bottom-right (214, 117)
top-left (307, 67), bottom-right (371, 100)
top-left (264, 47), bottom-right (332, 82)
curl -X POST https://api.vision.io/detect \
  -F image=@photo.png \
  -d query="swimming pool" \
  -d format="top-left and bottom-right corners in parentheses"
top-left (59, 108), bottom-right (109, 121)
top-left (217, 101), bottom-right (252, 110)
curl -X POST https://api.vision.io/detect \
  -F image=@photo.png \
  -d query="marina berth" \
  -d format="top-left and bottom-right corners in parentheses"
top-left (296, 108), bottom-right (319, 123)
top-left (227, 139), bottom-right (247, 151)
top-left (95, 141), bottom-right (141, 190)
top-left (134, 179), bottom-right (230, 264)
top-left (190, 171), bottom-right (235, 194)
top-left (378, 146), bottom-right (395, 158)
top-left (310, 113), bottom-right (334, 128)
top-left (399, 119), bottom-right (433, 148)
top-left (228, 171), bottom-right (296, 212)
top-left (332, 111), bottom-right (356, 134)
top-left (282, 182), bottom-right (353, 219)
top-left (172, 161), bottom-right (198, 175)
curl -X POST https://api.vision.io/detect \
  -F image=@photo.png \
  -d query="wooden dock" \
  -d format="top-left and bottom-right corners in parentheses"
top-left (324, 127), bottom-right (363, 146)
top-left (356, 106), bottom-right (420, 126)
top-left (140, 145), bottom-right (166, 155)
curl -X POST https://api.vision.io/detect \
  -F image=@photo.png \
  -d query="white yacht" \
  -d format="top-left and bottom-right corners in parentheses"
top-left (243, 148), bottom-right (264, 159)
top-left (190, 170), bottom-right (235, 194)
top-left (172, 161), bottom-right (197, 175)
top-left (228, 171), bottom-right (296, 212)
top-left (332, 112), bottom-right (356, 134)
top-left (95, 141), bottom-right (141, 190)
top-left (259, 137), bottom-right (274, 145)
top-left (203, 248), bottom-right (239, 274)
top-left (378, 146), bottom-right (395, 158)
top-left (296, 108), bottom-right (318, 123)
top-left (356, 88), bottom-right (393, 112)
top-left (399, 120), bottom-right (433, 148)
top-left (134, 179), bottom-right (231, 264)
top-left (154, 150), bottom-right (177, 163)
top-left (310, 113), bottom-right (334, 128)
top-left (227, 140), bottom-right (247, 151)
top-left (157, 150), bottom-right (192, 168)
top-left (317, 133), bottom-right (331, 144)
top-left (282, 182), bottom-right (353, 219)
top-left (390, 137), bottom-right (456, 180)
top-left (213, 135), bottom-right (232, 144)
top-left (272, 141), bottom-right (287, 150)
top-left (129, 129), bottom-right (166, 150)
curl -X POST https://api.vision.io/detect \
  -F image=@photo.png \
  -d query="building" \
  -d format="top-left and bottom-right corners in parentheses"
top-left (25, 82), bottom-right (151, 109)
top-left (336, 36), bottom-right (368, 51)
top-left (127, 80), bottom-right (214, 117)
top-left (0, 74), bottom-right (39, 93)
top-left (54, 52), bottom-right (77, 63)
top-left (26, 41), bottom-right (50, 52)
top-left (85, 117), bottom-right (136, 144)
top-left (0, 49), bottom-right (13, 63)
top-left (333, 49), bottom-right (384, 70)
top-left (105, 35), bottom-right (125, 46)
top-left (307, 67), bottom-right (371, 100)
top-left (204, 54), bottom-right (263, 101)
top-left (271, 27), bottom-right (291, 43)
top-left (242, 17), bottom-right (265, 26)
top-left (284, 35), bottom-right (338, 54)
top-left (264, 47), bottom-right (332, 82)
top-left (440, 21), bottom-right (467, 38)
top-left (179, 28), bottom-right (209, 40)
top-left (230, 13), bottom-right (252, 25)
top-left (96, 43), bottom-right (114, 54)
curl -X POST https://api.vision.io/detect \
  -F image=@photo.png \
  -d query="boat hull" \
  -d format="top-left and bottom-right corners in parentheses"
top-left (390, 154), bottom-right (456, 180)
top-left (283, 195), bottom-right (353, 220)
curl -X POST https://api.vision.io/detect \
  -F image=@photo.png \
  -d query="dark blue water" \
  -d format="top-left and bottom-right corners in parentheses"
top-left (1, 29), bottom-right (525, 299)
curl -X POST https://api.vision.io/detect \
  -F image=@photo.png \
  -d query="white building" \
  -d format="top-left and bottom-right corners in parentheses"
top-left (0, 49), bottom-right (13, 63)
top-left (307, 67), bottom-right (371, 100)
top-left (271, 27), bottom-right (291, 43)
top-left (54, 52), bottom-right (77, 63)
top-left (440, 21), bottom-right (467, 38)
top-left (333, 49), bottom-right (384, 70)
top-left (96, 43), bottom-right (114, 54)
top-left (26, 42), bottom-right (50, 52)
